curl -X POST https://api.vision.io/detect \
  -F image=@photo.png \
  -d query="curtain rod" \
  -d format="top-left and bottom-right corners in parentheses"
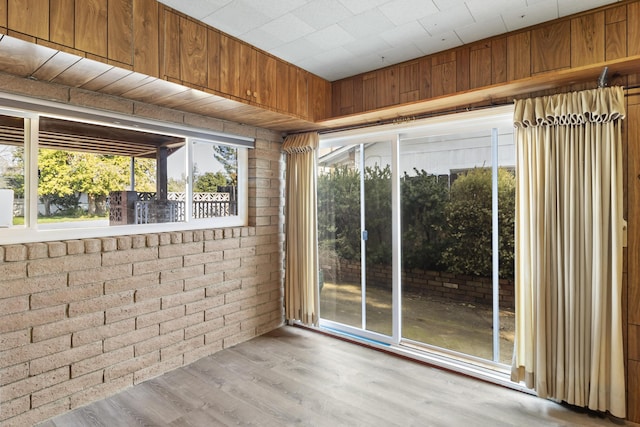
top-left (316, 101), bottom-right (513, 136)
top-left (291, 83), bottom-right (640, 137)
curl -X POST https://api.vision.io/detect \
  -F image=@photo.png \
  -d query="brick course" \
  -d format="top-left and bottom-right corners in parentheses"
top-left (0, 80), bottom-right (285, 425)
top-left (0, 224), bottom-right (285, 425)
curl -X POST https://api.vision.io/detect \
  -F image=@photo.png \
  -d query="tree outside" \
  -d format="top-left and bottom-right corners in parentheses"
top-left (193, 171), bottom-right (228, 192)
top-left (23, 149), bottom-right (157, 218)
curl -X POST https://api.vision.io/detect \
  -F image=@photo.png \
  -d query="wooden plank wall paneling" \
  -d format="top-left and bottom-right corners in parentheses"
top-left (456, 47), bottom-right (470, 92)
top-left (629, 98), bottom-right (640, 324)
top-left (398, 60), bottom-right (420, 104)
top-left (631, 361), bottom-right (640, 422)
top-left (287, 64), bottom-right (299, 116)
top-left (312, 75), bottom-right (331, 121)
top-left (179, 16), bottom-right (207, 88)
top-left (470, 44), bottom-right (491, 89)
top-left (276, 60), bottom-right (290, 113)
top-left (239, 42), bottom-right (255, 100)
top-left (50, 0), bottom-right (74, 47)
top-left (531, 20), bottom-right (571, 74)
top-left (605, 5), bottom-right (627, 60)
top-left (75, 0), bottom-right (108, 58)
top-left (491, 38), bottom-right (507, 84)
top-left (8, 0), bottom-right (48, 40)
top-left (418, 57), bottom-right (431, 100)
top-left (219, 35), bottom-right (240, 99)
top-left (133, 0), bottom-right (159, 77)
top-left (376, 67), bottom-right (398, 109)
top-left (363, 73), bottom-right (377, 111)
top-left (330, 1), bottom-right (640, 121)
top-left (256, 51), bottom-right (276, 107)
top-left (206, 28), bottom-right (220, 90)
top-left (507, 32), bottom-right (531, 81)
top-left (570, 12), bottom-right (605, 67)
top-left (108, 0), bottom-right (133, 65)
top-left (162, 8), bottom-right (180, 81)
top-left (432, 53), bottom-right (456, 98)
top-left (628, 89), bottom-right (640, 423)
top-left (0, 0), bottom-right (6, 29)
top-left (629, 2), bottom-right (640, 57)
top-left (296, 68), bottom-right (309, 119)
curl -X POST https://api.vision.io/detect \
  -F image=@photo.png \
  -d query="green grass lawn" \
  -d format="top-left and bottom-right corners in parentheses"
top-left (13, 215), bottom-right (108, 225)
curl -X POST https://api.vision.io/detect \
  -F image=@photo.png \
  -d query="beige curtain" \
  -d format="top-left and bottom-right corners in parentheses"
top-left (511, 86), bottom-right (626, 418)
top-left (283, 132), bottom-right (320, 326)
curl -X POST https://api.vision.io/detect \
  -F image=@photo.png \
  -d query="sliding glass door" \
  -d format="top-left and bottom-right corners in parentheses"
top-left (399, 128), bottom-right (515, 364)
top-left (317, 141), bottom-right (393, 338)
top-left (318, 107), bottom-right (515, 367)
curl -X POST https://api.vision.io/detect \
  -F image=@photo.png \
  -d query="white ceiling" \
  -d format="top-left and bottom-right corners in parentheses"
top-left (158, 0), bottom-right (621, 82)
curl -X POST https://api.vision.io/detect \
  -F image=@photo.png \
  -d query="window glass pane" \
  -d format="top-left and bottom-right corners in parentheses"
top-left (498, 133), bottom-right (516, 364)
top-left (0, 114), bottom-right (25, 227)
top-left (36, 117), bottom-right (190, 227)
top-left (191, 141), bottom-right (238, 218)
top-left (363, 142), bottom-right (393, 336)
top-left (318, 145), bottom-right (363, 328)
top-left (400, 130), bottom-right (496, 359)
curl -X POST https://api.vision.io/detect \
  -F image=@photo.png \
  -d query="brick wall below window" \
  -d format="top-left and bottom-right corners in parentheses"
top-left (0, 227), bottom-right (284, 426)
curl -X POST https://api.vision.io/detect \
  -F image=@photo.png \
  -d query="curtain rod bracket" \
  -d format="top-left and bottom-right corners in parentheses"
top-left (597, 67), bottom-right (609, 88)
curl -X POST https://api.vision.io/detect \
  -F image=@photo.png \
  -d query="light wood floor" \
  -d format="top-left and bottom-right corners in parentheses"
top-left (40, 326), bottom-right (635, 427)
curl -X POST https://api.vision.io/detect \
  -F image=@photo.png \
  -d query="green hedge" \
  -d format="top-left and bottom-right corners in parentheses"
top-left (317, 165), bottom-right (515, 279)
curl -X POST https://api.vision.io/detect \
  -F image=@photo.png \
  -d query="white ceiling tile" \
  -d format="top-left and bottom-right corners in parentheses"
top-left (293, 0), bottom-right (354, 30)
top-left (305, 24), bottom-right (356, 50)
top-left (378, 0), bottom-right (438, 25)
top-left (343, 35), bottom-right (392, 56)
top-left (558, 0), bottom-right (620, 17)
top-left (414, 31), bottom-right (463, 55)
top-left (502, 0), bottom-right (558, 32)
top-left (379, 21), bottom-right (432, 47)
top-left (158, 0), bottom-right (232, 20)
top-left (259, 13), bottom-right (316, 44)
top-left (244, 0), bottom-right (309, 19)
top-left (269, 37), bottom-right (322, 63)
top-left (466, 0), bottom-right (527, 22)
top-left (338, 0), bottom-right (390, 15)
top-left (153, 0), bottom-right (620, 81)
top-left (431, 0), bottom-right (467, 11)
top-left (378, 0), bottom-right (439, 26)
top-left (455, 17), bottom-right (508, 44)
top-left (418, 4), bottom-right (475, 36)
top-left (201, 1), bottom-right (271, 35)
top-left (378, 43), bottom-right (426, 65)
top-left (338, 8), bottom-right (395, 39)
top-left (240, 27), bottom-right (287, 51)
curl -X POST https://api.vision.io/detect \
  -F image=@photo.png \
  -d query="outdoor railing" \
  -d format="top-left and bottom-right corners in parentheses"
top-left (110, 190), bottom-right (236, 225)
top-left (134, 199), bottom-right (185, 224)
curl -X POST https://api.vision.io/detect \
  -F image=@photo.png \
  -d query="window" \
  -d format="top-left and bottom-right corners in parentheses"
top-left (0, 95), bottom-right (252, 244)
top-left (317, 106), bottom-right (516, 369)
top-left (0, 113), bottom-right (25, 228)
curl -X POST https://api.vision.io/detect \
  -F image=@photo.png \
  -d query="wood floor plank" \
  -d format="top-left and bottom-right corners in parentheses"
top-left (41, 326), bottom-right (639, 427)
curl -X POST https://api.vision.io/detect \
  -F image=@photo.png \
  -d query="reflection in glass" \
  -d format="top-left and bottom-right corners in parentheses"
top-left (191, 142), bottom-right (238, 218)
top-left (0, 114), bottom-right (25, 227)
top-left (318, 145), bottom-right (363, 328)
top-left (399, 129), bottom-right (515, 363)
top-left (363, 143), bottom-right (393, 336)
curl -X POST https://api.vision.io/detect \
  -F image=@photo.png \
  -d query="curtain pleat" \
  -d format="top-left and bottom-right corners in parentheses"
top-left (511, 86), bottom-right (625, 417)
top-left (282, 132), bottom-right (319, 326)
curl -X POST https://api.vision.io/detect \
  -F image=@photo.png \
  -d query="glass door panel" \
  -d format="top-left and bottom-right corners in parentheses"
top-left (400, 130), bottom-right (496, 360)
top-left (318, 107), bottom-right (516, 368)
top-left (318, 141), bottom-right (393, 336)
top-left (318, 144), bottom-right (363, 329)
top-left (363, 142), bottom-right (393, 335)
